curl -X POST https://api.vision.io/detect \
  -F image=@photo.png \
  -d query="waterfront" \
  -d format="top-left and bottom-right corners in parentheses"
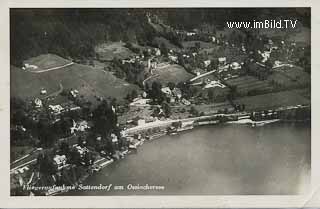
top-left (67, 122), bottom-right (310, 195)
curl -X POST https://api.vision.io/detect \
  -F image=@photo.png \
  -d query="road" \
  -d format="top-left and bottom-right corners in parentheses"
top-left (27, 62), bottom-right (74, 73)
top-left (43, 83), bottom-right (63, 99)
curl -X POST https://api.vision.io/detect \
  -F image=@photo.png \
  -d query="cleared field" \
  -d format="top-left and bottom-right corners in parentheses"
top-left (95, 42), bottom-right (134, 61)
top-left (23, 54), bottom-right (72, 71)
top-left (226, 76), bottom-right (274, 96)
top-left (146, 64), bottom-right (194, 86)
top-left (269, 66), bottom-right (310, 88)
top-left (195, 101), bottom-right (234, 115)
top-left (234, 90), bottom-right (310, 111)
top-left (11, 62), bottom-right (140, 103)
top-left (152, 37), bottom-right (181, 51)
top-left (182, 41), bottom-right (215, 49)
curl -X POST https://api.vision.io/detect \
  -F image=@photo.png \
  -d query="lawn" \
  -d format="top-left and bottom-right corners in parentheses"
top-left (182, 41), bottom-right (215, 49)
top-left (23, 53), bottom-right (72, 71)
top-left (269, 66), bottom-right (310, 88)
top-left (95, 42), bottom-right (135, 61)
top-left (11, 62), bottom-right (141, 103)
top-left (226, 76), bottom-right (274, 96)
top-left (146, 64), bottom-right (194, 86)
top-left (234, 90), bottom-right (310, 111)
top-left (152, 37), bottom-right (181, 51)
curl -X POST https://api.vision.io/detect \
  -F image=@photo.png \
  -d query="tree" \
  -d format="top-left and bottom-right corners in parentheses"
top-left (167, 82), bottom-right (176, 91)
top-left (37, 152), bottom-right (57, 175)
top-left (160, 43), bottom-right (168, 56)
top-left (162, 102), bottom-right (171, 118)
top-left (208, 89), bottom-right (214, 102)
top-left (92, 100), bottom-right (118, 137)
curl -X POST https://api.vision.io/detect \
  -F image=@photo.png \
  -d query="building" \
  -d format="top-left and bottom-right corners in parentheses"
top-left (70, 89), bottom-right (79, 98)
top-left (181, 98), bottom-right (191, 106)
top-left (23, 63), bottom-right (38, 70)
top-left (231, 62), bottom-right (241, 70)
top-left (53, 155), bottom-right (67, 170)
top-left (172, 88), bottom-right (182, 99)
top-left (49, 105), bottom-right (64, 115)
top-left (111, 133), bottom-right (118, 143)
top-left (161, 87), bottom-right (172, 96)
top-left (40, 88), bottom-right (47, 95)
top-left (204, 60), bottom-right (211, 68)
top-left (154, 48), bottom-right (161, 56)
top-left (70, 120), bottom-right (89, 134)
top-left (168, 55), bottom-right (178, 63)
top-left (218, 57), bottom-right (227, 65)
top-left (186, 32), bottom-right (196, 36)
top-left (34, 98), bottom-right (42, 108)
top-left (129, 98), bottom-right (151, 106)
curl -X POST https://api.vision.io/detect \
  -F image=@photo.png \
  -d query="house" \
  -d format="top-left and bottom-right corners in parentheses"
top-left (49, 105), bottom-right (64, 115)
top-left (154, 48), bottom-right (161, 56)
top-left (133, 117), bottom-right (146, 126)
top-left (53, 155), bottom-right (67, 170)
top-left (129, 98), bottom-right (151, 106)
top-left (218, 57), bottom-right (227, 65)
top-left (142, 91), bottom-right (147, 98)
top-left (168, 55), bottom-right (178, 63)
top-left (111, 133), bottom-right (118, 143)
top-left (40, 88), bottom-right (47, 95)
top-left (23, 63), bottom-right (38, 70)
top-left (34, 98), bottom-right (42, 108)
top-left (148, 59), bottom-right (157, 70)
top-left (204, 60), bottom-right (211, 68)
top-left (181, 98), bottom-right (191, 106)
top-left (70, 89), bottom-right (79, 98)
top-left (211, 36), bottom-right (216, 42)
top-left (203, 80), bottom-right (226, 89)
top-left (186, 32), bottom-right (196, 36)
top-left (231, 62), bottom-right (241, 70)
top-left (70, 120), bottom-right (89, 134)
top-left (161, 87), bottom-right (172, 96)
top-left (74, 145), bottom-right (89, 157)
top-left (172, 88), bottom-right (182, 99)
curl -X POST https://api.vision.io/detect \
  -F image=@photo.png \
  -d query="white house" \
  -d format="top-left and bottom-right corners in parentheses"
top-left (40, 88), bottom-right (47, 95)
top-left (231, 62), bottom-right (241, 70)
top-left (111, 133), bottom-right (118, 143)
top-left (53, 155), bottom-right (67, 170)
top-left (49, 105), bottom-right (64, 114)
top-left (204, 60), bottom-right (211, 68)
top-left (161, 87), bottom-right (172, 96)
top-left (168, 55), bottom-right (178, 63)
top-left (154, 48), bottom-right (161, 56)
top-left (218, 57), bottom-right (227, 65)
top-left (34, 98), bottom-right (42, 108)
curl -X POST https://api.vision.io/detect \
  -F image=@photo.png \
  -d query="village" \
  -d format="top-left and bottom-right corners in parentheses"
top-left (10, 9), bottom-right (311, 196)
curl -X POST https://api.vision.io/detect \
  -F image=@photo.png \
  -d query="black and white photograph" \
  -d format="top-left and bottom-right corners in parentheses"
top-left (9, 8), bottom-right (311, 196)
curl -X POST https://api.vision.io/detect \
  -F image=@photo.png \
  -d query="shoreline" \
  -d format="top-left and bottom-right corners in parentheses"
top-left (49, 117), bottom-right (309, 196)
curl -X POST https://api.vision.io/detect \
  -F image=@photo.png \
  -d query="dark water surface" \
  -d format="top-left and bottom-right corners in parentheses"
top-left (67, 122), bottom-right (310, 195)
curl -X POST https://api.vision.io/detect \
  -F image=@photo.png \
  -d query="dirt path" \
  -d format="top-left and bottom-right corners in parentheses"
top-left (27, 62), bottom-right (74, 73)
top-left (43, 83), bottom-right (63, 99)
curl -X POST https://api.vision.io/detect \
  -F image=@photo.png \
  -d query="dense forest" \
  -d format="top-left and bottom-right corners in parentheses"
top-left (10, 8), bottom-right (310, 66)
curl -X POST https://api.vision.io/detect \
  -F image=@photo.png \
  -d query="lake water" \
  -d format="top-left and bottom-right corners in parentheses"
top-left (67, 122), bottom-right (311, 195)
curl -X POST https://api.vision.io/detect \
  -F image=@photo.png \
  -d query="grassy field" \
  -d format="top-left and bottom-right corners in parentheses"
top-left (268, 66), bottom-right (310, 89)
top-left (234, 89), bottom-right (310, 111)
top-left (182, 41), bottom-right (215, 49)
top-left (226, 76), bottom-right (274, 96)
top-left (11, 62), bottom-right (140, 103)
top-left (95, 42), bottom-right (135, 61)
top-left (146, 64), bottom-right (194, 86)
top-left (23, 54), bottom-right (72, 71)
top-left (152, 37), bottom-right (181, 51)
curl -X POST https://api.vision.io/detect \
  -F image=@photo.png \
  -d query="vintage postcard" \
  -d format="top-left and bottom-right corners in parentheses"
top-left (1, 0), bottom-right (320, 208)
